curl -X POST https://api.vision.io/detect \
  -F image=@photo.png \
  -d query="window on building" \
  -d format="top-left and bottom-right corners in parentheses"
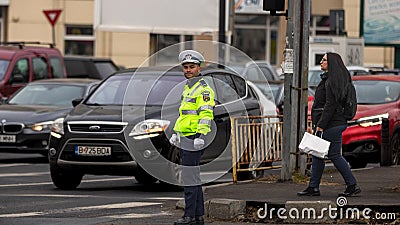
top-left (149, 34), bottom-right (193, 66)
top-left (64, 25), bottom-right (95, 56)
top-left (233, 14), bottom-right (279, 66)
top-left (310, 15), bottom-right (330, 36)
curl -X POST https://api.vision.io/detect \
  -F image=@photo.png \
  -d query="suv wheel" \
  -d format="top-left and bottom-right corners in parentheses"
top-left (50, 166), bottom-right (83, 190)
top-left (134, 166), bottom-right (158, 184)
top-left (391, 132), bottom-right (400, 165)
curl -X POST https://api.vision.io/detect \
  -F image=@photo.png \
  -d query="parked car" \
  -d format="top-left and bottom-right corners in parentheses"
top-left (0, 42), bottom-right (66, 98)
top-left (64, 55), bottom-right (120, 80)
top-left (308, 65), bottom-right (370, 94)
top-left (342, 75), bottom-right (400, 168)
top-left (247, 80), bottom-right (284, 116)
top-left (48, 66), bottom-right (262, 189)
top-left (227, 60), bottom-right (281, 81)
top-left (0, 78), bottom-right (98, 155)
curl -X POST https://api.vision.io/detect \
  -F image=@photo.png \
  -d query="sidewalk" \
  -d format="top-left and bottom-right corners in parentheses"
top-left (198, 165), bottom-right (400, 224)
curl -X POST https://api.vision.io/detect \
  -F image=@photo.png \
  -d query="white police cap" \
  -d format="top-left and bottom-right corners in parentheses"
top-left (178, 50), bottom-right (204, 65)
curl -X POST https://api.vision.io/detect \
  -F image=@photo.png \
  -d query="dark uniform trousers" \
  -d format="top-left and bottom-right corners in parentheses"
top-left (180, 134), bottom-right (205, 218)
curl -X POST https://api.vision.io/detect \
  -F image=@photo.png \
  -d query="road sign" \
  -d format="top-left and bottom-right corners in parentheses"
top-left (43, 9), bottom-right (62, 26)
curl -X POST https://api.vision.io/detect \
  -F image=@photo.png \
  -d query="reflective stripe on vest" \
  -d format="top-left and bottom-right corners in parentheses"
top-left (184, 97), bottom-right (196, 103)
top-left (198, 119), bottom-right (211, 125)
top-left (181, 110), bottom-right (197, 115)
top-left (198, 105), bottom-right (213, 112)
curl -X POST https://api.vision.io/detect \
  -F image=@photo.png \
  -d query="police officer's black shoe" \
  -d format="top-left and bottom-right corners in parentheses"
top-left (339, 184), bottom-right (361, 197)
top-left (174, 216), bottom-right (196, 225)
top-left (297, 187), bottom-right (320, 196)
top-left (195, 216), bottom-right (204, 225)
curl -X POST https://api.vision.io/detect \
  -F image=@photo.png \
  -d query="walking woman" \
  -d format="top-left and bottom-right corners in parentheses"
top-left (297, 52), bottom-right (361, 197)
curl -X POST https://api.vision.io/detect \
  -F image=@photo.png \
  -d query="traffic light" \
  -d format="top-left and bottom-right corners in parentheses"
top-left (263, 0), bottom-right (285, 11)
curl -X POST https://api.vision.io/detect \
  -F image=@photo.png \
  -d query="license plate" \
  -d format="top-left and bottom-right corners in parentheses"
top-left (75, 146), bottom-right (111, 156)
top-left (0, 135), bottom-right (16, 143)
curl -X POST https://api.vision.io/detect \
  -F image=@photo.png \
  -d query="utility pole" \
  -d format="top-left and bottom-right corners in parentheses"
top-left (280, 0), bottom-right (295, 181)
top-left (280, 0), bottom-right (310, 180)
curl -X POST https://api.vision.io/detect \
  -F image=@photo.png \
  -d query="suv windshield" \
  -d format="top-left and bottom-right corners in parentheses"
top-left (354, 80), bottom-right (400, 104)
top-left (86, 73), bottom-right (186, 106)
top-left (0, 60), bottom-right (10, 80)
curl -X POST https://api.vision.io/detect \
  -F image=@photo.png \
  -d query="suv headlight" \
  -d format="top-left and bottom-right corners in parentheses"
top-left (50, 117), bottom-right (65, 136)
top-left (357, 113), bottom-right (389, 127)
top-left (129, 119), bottom-right (170, 140)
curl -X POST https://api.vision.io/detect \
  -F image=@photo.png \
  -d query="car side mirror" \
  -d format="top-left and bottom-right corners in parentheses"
top-left (72, 98), bottom-right (83, 107)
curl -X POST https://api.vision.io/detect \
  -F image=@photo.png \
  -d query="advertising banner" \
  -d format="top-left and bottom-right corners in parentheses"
top-left (363, 0), bottom-right (400, 44)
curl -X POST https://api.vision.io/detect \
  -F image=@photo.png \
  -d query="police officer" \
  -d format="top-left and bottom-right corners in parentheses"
top-left (170, 50), bottom-right (215, 225)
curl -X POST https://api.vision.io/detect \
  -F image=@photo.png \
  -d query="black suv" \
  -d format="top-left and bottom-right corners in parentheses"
top-left (48, 66), bottom-right (261, 189)
top-left (64, 55), bottom-right (120, 80)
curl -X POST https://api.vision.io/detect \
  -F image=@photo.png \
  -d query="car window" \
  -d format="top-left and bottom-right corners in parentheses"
top-left (259, 66), bottom-right (274, 80)
top-left (9, 84), bottom-right (85, 106)
top-left (65, 60), bottom-right (86, 77)
top-left (50, 57), bottom-right (65, 78)
top-left (11, 59), bottom-right (29, 83)
top-left (354, 80), bottom-right (400, 104)
top-left (94, 62), bottom-right (118, 78)
top-left (32, 57), bottom-right (49, 80)
top-left (246, 66), bottom-right (264, 81)
top-left (0, 60), bottom-right (10, 80)
top-left (231, 75), bottom-right (246, 97)
top-left (212, 74), bottom-right (240, 104)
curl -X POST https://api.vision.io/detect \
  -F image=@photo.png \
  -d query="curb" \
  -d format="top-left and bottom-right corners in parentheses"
top-left (176, 198), bottom-right (400, 224)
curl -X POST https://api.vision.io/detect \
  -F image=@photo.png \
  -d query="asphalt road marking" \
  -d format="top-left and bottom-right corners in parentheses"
top-left (0, 177), bottom-right (134, 188)
top-left (0, 202), bottom-right (162, 218)
top-left (0, 163), bottom-right (32, 168)
top-left (105, 211), bottom-right (172, 219)
top-left (0, 172), bottom-right (49, 177)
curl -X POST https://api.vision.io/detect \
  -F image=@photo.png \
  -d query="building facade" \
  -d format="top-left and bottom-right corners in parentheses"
top-left (0, 0), bottom-right (396, 69)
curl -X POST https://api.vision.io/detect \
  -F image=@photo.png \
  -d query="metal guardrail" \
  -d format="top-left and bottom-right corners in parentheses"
top-left (231, 115), bottom-right (313, 183)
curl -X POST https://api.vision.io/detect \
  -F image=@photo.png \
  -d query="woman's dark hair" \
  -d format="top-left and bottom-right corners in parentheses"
top-left (326, 52), bottom-right (351, 103)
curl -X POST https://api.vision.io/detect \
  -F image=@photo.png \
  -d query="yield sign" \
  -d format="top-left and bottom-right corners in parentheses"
top-left (43, 9), bottom-right (62, 26)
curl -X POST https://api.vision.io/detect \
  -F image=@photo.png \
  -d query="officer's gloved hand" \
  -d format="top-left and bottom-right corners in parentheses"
top-left (194, 138), bottom-right (205, 150)
top-left (169, 133), bottom-right (179, 146)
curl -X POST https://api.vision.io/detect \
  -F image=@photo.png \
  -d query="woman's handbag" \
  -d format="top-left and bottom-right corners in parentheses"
top-left (298, 132), bottom-right (330, 159)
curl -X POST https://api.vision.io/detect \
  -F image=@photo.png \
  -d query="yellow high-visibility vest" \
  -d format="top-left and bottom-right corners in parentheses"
top-left (173, 78), bottom-right (215, 136)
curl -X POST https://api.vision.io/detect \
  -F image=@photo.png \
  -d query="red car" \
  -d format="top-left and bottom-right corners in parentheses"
top-left (307, 75), bottom-right (400, 168)
top-left (342, 75), bottom-right (400, 168)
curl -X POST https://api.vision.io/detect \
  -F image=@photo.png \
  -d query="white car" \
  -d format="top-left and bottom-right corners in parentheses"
top-left (308, 65), bottom-right (370, 95)
top-left (247, 81), bottom-right (278, 118)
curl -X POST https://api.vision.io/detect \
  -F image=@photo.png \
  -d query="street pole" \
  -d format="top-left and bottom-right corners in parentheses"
top-left (218, 0), bottom-right (226, 68)
top-left (281, 0), bottom-right (310, 180)
top-left (295, 0), bottom-right (310, 175)
top-left (281, 0), bottom-right (295, 181)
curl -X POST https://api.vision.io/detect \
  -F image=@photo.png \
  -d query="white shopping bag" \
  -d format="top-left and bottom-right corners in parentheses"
top-left (299, 132), bottom-right (330, 159)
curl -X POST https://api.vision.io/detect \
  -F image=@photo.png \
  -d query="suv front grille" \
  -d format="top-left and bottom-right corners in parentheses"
top-left (1, 123), bottom-right (24, 134)
top-left (68, 121), bottom-right (127, 133)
